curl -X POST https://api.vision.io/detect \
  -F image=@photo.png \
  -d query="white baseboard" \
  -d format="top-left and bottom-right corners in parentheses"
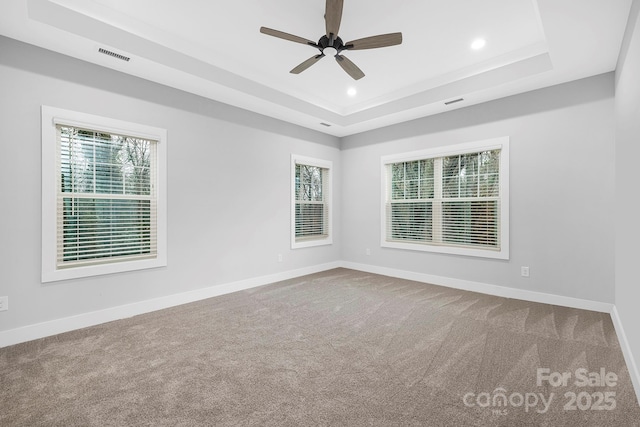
top-left (0, 262), bottom-right (341, 349)
top-left (610, 306), bottom-right (640, 405)
top-left (340, 262), bottom-right (614, 313)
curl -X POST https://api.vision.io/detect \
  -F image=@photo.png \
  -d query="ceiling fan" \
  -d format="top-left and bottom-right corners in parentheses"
top-left (260, 0), bottom-right (402, 80)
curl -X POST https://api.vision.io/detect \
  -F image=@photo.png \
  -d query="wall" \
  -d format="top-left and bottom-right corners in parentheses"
top-left (615, 0), bottom-right (640, 395)
top-left (0, 34), bottom-right (625, 351)
top-left (0, 36), bottom-right (341, 336)
top-left (341, 73), bottom-right (616, 304)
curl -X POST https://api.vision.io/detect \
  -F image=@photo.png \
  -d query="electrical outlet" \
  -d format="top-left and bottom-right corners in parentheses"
top-left (365, 248), bottom-right (371, 256)
top-left (521, 266), bottom-right (530, 278)
top-left (277, 254), bottom-right (283, 263)
top-left (0, 296), bottom-right (8, 312)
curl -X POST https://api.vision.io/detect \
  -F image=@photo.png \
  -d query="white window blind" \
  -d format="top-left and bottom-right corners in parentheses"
top-left (295, 163), bottom-right (328, 238)
top-left (388, 159), bottom-right (435, 242)
top-left (441, 151), bottom-right (500, 247)
top-left (42, 106), bottom-right (167, 282)
top-left (291, 155), bottom-right (332, 249)
top-left (382, 138), bottom-right (509, 259)
top-left (57, 126), bottom-right (158, 268)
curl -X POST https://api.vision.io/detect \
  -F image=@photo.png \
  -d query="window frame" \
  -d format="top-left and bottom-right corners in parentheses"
top-left (41, 106), bottom-right (168, 282)
top-left (291, 154), bottom-right (333, 249)
top-left (380, 137), bottom-right (509, 260)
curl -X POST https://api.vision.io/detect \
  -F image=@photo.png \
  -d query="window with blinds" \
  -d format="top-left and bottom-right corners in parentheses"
top-left (291, 155), bottom-right (332, 248)
top-left (57, 126), bottom-right (157, 267)
top-left (382, 138), bottom-right (509, 259)
top-left (42, 106), bottom-right (167, 282)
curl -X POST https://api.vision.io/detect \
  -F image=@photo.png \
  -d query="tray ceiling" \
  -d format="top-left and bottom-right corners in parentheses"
top-left (0, 0), bottom-right (632, 136)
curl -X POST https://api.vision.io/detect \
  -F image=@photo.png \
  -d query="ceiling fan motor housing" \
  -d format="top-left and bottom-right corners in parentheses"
top-left (317, 35), bottom-right (349, 55)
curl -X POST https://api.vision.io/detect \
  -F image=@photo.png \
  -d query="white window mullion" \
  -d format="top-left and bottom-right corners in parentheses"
top-left (92, 133), bottom-right (97, 194)
top-left (433, 157), bottom-right (443, 244)
top-left (477, 152), bottom-right (481, 197)
top-left (324, 167), bottom-right (330, 236)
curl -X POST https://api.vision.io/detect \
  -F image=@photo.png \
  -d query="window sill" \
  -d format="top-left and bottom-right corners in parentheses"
top-left (381, 240), bottom-right (509, 260)
top-left (292, 236), bottom-right (333, 249)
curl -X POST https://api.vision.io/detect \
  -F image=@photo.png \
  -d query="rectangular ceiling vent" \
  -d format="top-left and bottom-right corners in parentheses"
top-left (98, 48), bottom-right (130, 62)
top-left (444, 98), bottom-right (464, 106)
top-left (320, 122), bottom-right (332, 127)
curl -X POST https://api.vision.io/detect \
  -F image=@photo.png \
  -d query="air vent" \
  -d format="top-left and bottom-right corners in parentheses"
top-left (320, 122), bottom-right (332, 127)
top-left (98, 48), bottom-right (130, 62)
top-left (444, 98), bottom-right (464, 106)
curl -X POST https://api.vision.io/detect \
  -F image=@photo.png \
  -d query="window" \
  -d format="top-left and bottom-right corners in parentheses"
top-left (381, 137), bottom-right (509, 259)
top-left (42, 106), bottom-right (167, 282)
top-left (291, 155), bottom-right (332, 248)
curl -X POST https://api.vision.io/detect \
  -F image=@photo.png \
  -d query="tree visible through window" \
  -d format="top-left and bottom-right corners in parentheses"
top-left (382, 138), bottom-right (509, 259)
top-left (42, 106), bottom-right (167, 282)
top-left (291, 155), bottom-right (332, 248)
top-left (389, 159), bottom-right (434, 242)
top-left (58, 126), bottom-right (157, 267)
top-left (295, 163), bottom-right (327, 239)
top-left (441, 150), bottom-right (500, 247)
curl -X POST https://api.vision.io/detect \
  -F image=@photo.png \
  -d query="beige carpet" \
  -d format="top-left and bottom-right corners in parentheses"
top-left (1, 268), bottom-right (639, 426)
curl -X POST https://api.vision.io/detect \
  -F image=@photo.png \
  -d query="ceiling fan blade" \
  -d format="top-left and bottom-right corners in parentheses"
top-left (325, 0), bottom-right (344, 39)
top-left (290, 54), bottom-right (325, 74)
top-left (335, 55), bottom-right (365, 80)
top-left (345, 33), bottom-right (403, 50)
top-left (260, 27), bottom-right (316, 46)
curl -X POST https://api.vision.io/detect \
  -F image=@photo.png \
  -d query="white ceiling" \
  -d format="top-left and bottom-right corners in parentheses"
top-left (0, 0), bottom-right (633, 136)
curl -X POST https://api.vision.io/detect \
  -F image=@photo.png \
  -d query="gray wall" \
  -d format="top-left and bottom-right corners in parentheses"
top-left (0, 36), bottom-right (341, 332)
top-left (615, 0), bottom-right (640, 379)
top-left (341, 73), bottom-right (616, 304)
top-left (0, 34), bottom-right (624, 341)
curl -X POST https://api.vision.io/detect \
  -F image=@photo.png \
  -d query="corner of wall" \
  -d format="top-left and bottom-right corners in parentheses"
top-left (610, 306), bottom-right (640, 405)
top-left (616, 0), bottom-right (640, 85)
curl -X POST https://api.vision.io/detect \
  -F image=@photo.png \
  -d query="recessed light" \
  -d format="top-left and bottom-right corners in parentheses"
top-left (471, 38), bottom-right (486, 50)
top-left (347, 87), bottom-right (357, 97)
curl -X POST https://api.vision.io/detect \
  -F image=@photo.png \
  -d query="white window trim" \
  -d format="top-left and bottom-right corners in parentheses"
top-left (380, 137), bottom-right (510, 260)
top-left (291, 154), bottom-right (333, 249)
top-left (41, 106), bottom-right (168, 282)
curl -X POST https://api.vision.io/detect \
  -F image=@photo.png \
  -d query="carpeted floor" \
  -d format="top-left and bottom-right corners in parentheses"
top-left (1, 268), bottom-right (639, 426)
